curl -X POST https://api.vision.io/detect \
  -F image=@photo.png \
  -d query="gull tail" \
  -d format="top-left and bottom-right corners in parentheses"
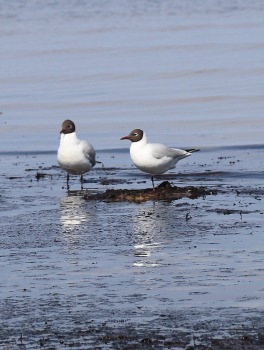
top-left (185, 148), bottom-right (200, 153)
top-left (96, 160), bottom-right (105, 169)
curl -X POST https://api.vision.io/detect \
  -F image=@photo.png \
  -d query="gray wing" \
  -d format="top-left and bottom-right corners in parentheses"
top-left (82, 141), bottom-right (96, 166)
top-left (151, 143), bottom-right (189, 160)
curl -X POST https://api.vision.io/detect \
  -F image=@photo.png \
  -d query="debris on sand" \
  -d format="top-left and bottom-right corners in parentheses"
top-left (84, 181), bottom-right (217, 203)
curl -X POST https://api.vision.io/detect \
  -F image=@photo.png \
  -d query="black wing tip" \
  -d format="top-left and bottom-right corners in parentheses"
top-left (186, 148), bottom-right (200, 153)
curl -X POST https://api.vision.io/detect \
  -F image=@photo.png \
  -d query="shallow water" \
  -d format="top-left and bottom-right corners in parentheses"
top-left (0, 145), bottom-right (264, 348)
top-left (1, 0), bottom-right (264, 348)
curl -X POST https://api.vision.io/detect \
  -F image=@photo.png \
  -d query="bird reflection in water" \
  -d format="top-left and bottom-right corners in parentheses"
top-left (60, 194), bottom-right (88, 231)
top-left (132, 202), bottom-right (170, 268)
top-left (60, 193), bottom-right (96, 255)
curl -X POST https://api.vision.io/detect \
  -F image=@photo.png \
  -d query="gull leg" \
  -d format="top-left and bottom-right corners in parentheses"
top-left (66, 173), bottom-right (70, 190)
top-left (80, 174), bottom-right (84, 190)
top-left (151, 176), bottom-right (155, 190)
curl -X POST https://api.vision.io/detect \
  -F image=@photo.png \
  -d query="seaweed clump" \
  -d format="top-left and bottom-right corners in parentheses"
top-left (84, 181), bottom-right (216, 203)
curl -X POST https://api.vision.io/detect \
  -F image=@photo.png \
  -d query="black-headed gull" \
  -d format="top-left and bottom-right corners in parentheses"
top-left (57, 119), bottom-right (96, 190)
top-left (121, 128), bottom-right (199, 188)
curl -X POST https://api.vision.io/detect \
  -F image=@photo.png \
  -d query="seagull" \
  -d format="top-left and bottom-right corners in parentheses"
top-left (57, 119), bottom-right (96, 190)
top-left (120, 128), bottom-right (199, 188)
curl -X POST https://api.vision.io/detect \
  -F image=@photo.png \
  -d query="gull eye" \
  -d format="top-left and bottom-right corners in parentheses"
top-left (133, 132), bottom-right (138, 136)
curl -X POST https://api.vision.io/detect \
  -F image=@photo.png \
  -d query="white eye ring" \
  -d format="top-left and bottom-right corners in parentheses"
top-left (133, 133), bottom-right (138, 136)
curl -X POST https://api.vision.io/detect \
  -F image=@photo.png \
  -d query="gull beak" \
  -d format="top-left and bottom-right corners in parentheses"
top-left (120, 135), bottom-right (130, 140)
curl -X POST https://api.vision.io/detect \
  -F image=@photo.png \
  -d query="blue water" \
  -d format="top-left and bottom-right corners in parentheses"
top-left (1, 0), bottom-right (264, 152)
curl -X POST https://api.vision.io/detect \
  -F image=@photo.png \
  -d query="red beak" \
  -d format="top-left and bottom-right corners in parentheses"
top-left (120, 135), bottom-right (130, 140)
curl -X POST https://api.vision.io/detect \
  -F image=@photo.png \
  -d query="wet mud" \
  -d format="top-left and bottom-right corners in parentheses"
top-left (7, 317), bottom-right (264, 350)
top-left (0, 147), bottom-right (264, 349)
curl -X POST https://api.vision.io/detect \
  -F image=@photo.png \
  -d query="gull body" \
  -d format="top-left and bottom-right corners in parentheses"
top-left (57, 119), bottom-right (96, 190)
top-left (121, 128), bottom-right (199, 188)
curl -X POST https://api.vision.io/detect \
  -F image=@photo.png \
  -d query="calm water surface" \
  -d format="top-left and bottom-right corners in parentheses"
top-left (1, 0), bottom-right (264, 151)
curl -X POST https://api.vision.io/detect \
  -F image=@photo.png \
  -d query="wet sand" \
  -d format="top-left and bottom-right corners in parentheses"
top-left (0, 146), bottom-right (264, 349)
